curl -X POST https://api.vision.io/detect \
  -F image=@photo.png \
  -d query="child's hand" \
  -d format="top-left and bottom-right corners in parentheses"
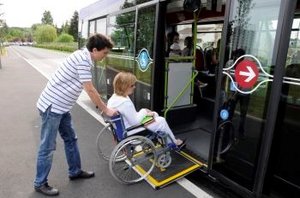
top-left (146, 111), bottom-right (155, 116)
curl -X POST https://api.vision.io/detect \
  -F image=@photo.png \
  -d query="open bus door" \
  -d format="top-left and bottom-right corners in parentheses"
top-left (155, 0), bottom-right (227, 188)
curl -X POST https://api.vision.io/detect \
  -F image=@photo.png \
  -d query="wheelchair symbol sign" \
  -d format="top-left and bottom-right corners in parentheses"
top-left (137, 48), bottom-right (152, 72)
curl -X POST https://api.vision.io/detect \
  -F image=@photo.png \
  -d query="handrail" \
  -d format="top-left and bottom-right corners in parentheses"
top-left (163, 58), bottom-right (198, 118)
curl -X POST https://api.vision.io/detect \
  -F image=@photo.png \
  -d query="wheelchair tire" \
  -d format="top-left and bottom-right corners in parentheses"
top-left (157, 152), bottom-right (172, 168)
top-left (109, 135), bottom-right (157, 184)
top-left (96, 124), bottom-right (118, 161)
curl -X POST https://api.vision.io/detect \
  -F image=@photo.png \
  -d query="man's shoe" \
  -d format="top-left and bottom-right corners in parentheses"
top-left (34, 183), bottom-right (59, 196)
top-left (69, 170), bottom-right (95, 180)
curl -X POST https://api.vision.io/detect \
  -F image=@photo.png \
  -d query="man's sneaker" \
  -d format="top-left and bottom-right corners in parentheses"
top-left (69, 170), bottom-right (95, 180)
top-left (34, 183), bottom-right (59, 196)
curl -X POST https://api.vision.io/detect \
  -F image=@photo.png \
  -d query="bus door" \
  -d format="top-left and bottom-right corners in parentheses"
top-left (210, 0), bottom-right (295, 197)
top-left (161, 0), bottom-right (227, 166)
top-left (266, 1), bottom-right (300, 197)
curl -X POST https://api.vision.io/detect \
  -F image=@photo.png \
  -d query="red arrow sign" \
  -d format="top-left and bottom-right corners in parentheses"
top-left (235, 59), bottom-right (259, 89)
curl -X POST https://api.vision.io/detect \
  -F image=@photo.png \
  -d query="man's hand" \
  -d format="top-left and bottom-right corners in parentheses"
top-left (104, 107), bottom-right (118, 117)
top-left (83, 81), bottom-right (117, 117)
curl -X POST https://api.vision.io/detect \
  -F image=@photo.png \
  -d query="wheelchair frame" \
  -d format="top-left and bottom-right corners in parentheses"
top-left (96, 114), bottom-right (178, 184)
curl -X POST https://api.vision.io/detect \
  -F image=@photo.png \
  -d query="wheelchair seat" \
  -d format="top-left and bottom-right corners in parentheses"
top-left (109, 114), bottom-right (148, 142)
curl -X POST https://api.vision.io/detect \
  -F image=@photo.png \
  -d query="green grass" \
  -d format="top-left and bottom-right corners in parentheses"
top-left (34, 42), bottom-right (78, 52)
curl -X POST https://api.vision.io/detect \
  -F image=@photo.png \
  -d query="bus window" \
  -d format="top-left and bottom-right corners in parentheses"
top-left (135, 4), bottom-right (156, 109)
top-left (194, 23), bottom-right (223, 102)
top-left (108, 12), bottom-right (135, 56)
top-left (105, 11), bottom-right (136, 99)
top-left (89, 20), bottom-right (96, 36)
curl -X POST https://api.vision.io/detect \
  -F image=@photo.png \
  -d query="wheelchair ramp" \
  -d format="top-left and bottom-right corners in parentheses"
top-left (135, 149), bottom-right (205, 189)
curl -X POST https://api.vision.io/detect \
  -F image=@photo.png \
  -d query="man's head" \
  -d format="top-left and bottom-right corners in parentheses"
top-left (86, 33), bottom-right (114, 61)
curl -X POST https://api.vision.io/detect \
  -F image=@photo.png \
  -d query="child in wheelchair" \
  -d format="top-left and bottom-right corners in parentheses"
top-left (107, 71), bottom-right (186, 149)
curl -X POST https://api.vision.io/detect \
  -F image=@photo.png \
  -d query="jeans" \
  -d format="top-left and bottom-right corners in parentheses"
top-left (34, 106), bottom-right (81, 187)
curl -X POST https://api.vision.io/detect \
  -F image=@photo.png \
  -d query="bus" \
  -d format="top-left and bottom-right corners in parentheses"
top-left (79, 0), bottom-right (300, 197)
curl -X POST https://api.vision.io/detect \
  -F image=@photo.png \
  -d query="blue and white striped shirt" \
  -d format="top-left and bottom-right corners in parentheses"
top-left (37, 48), bottom-right (93, 114)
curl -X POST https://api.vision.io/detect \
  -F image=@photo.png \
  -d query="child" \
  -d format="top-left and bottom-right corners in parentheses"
top-left (107, 71), bottom-right (185, 148)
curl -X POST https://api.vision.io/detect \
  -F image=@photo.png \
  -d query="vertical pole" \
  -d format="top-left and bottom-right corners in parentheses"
top-left (193, 12), bottom-right (198, 64)
top-left (0, 3), bottom-right (3, 69)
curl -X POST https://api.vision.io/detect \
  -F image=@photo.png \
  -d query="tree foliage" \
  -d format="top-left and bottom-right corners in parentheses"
top-left (35, 25), bottom-right (57, 43)
top-left (41, 10), bottom-right (54, 25)
top-left (56, 33), bottom-right (74, 43)
top-left (61, 21), bottom-right (70, 34)
top-left (69, 11), bottom-right (79, 42)
top-left (1, 8), bottom-right (79, 47)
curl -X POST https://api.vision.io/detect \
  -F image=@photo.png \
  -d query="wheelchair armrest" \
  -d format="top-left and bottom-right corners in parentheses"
top-left (126, 123), bottom-right (145, 131)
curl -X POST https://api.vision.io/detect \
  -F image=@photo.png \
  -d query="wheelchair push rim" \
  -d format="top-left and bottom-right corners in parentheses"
top-left (109, 135), bottom-right (157, 184)
top-left (96, 124), bottom-right (125, 161)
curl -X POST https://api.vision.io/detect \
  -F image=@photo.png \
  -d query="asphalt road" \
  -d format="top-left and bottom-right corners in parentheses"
top-left (0, 46), bottom-right (209, 198)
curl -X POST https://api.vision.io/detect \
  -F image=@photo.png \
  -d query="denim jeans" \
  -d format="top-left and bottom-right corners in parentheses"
top-left (34, 106), bottom-right (81, 187)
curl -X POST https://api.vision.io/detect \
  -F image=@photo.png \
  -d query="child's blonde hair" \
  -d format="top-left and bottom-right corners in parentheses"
top-left (113, 71), bottom-right (137, 96)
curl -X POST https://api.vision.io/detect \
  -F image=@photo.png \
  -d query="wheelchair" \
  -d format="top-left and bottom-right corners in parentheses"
top-left (96, 114), bottom-right (178, 184)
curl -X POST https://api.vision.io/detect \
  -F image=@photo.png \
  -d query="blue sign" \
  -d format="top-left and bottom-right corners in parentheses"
top-left (137, 48), bottom-right (152, 72)
top-left (220, 109), bottom-right (229, 120)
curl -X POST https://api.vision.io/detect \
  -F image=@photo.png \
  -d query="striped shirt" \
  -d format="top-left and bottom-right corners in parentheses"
top-left (37, 48), bottom-right (93, 114)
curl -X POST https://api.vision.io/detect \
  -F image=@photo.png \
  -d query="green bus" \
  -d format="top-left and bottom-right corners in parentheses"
top-left (79, 0), bottom-right (300, 197)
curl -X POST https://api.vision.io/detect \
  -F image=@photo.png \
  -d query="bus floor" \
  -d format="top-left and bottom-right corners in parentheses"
top-left (176, 128), bottom-right (211, 163)
top-left (171, 112), bottom-right (213, 163)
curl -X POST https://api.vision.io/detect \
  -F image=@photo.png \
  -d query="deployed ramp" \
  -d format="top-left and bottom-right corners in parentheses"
top-left (135, 149), bottom-right (205, 189)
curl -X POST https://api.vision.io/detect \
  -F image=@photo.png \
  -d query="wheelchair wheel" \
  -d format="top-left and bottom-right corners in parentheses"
top-left (109, 136), bottom-right (157, 184)
top-left (96, 124), bottom-right (119, 161)
top-left (157, 152), bottom-right (172, 168)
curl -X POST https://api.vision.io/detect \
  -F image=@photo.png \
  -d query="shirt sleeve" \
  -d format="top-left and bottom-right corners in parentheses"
top-left (77, 61), bottom-right (92, 83)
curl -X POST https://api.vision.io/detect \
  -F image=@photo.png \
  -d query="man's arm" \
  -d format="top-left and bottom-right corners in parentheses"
top-left (83, 81), bottom-right (117, 117)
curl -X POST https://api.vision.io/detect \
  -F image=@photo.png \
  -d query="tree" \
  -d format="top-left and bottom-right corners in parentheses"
top-left (69, 11), bottom-right (79, 41)
top-left (0, 21), bottom-right (8, 38)
top-left (61, 21), bottom-right (70, 34)
top-left (34, 24), bottom-right (57, 43)
top-left (31, 23), bottom-right (41, 31)
top-left (56, 33), bottom-right (74, 43)
top-left (41, 10), bottom-right (54, 25)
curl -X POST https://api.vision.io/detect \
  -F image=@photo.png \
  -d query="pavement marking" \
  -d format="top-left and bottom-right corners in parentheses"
top-left (177, 178), bottom-right (213, 198)
top-left (14, 47), bottom-right (213, 198)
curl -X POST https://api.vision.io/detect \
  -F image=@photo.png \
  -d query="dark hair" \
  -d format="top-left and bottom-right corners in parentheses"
top-left (184, 36), bottom-right (193, 48)
top-left (86, 33), bottom-right (114, 52)
top-left (233, 48), bottom-right (245, 60)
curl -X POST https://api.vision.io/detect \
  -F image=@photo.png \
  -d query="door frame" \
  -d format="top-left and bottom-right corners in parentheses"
top-left (208, 0), bottom-right (297, 197)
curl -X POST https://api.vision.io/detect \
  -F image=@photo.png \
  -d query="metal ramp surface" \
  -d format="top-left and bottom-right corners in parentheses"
top-left (135, 149), bottom-right (205, 189)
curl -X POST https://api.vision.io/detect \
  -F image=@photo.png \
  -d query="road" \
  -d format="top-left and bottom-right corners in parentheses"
top-left (0, 46), bottom-right (217, 198)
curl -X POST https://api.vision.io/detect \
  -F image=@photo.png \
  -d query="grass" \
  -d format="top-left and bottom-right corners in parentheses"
top-left (34, 42), bottom-right (78, 52)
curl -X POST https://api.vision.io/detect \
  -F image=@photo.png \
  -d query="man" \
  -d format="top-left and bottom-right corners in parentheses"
top-left (34, 33), bottom-right (117, 196)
